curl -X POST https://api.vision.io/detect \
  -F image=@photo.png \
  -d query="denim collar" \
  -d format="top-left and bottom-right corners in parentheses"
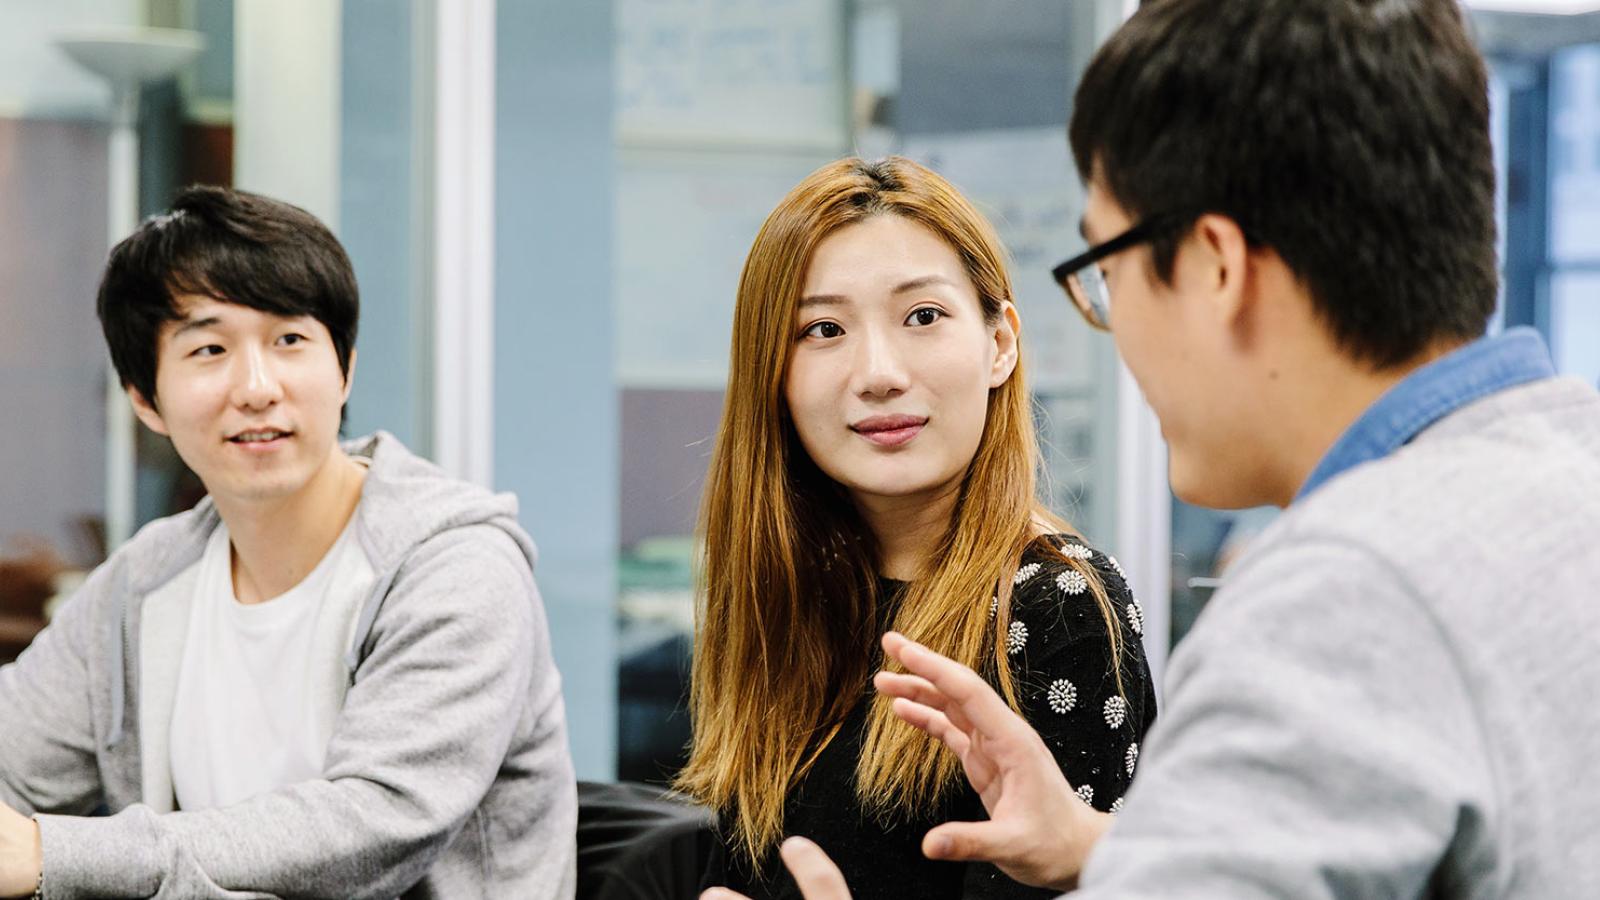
top-left (1295, 327), bottom-right (1556, 502)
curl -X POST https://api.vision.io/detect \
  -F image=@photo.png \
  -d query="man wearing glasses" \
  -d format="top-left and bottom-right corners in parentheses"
top-left (707, 0), bottom-right (1600, 897)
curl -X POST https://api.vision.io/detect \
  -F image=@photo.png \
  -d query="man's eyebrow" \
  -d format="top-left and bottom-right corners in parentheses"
top-left (170, 315), bottom-right (221, 338)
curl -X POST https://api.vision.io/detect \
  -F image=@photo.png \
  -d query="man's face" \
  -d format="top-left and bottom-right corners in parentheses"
top-left (1084, 182), bottom-right (1272, 509)
top-left (128, 295), bottom-right (354, 509)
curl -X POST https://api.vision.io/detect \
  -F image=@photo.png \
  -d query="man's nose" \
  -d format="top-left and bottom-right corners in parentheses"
top-left (230, 344), bottom-right (284, 411)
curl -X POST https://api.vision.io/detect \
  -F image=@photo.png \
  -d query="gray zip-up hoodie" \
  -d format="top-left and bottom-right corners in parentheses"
top-left (0, 432), bottom-right (577, 899)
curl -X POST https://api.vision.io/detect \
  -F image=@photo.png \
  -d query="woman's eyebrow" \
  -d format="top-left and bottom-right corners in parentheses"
top-left (798, 294), bottom-right (849, 310)
top-left (891, 275), bottom-right (958, 295)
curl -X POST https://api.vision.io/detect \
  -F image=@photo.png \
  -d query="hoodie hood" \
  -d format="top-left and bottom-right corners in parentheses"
top-left (121, 431), bottom-right (537, 593)
top-left (104, 431), bottom-right (538, 744)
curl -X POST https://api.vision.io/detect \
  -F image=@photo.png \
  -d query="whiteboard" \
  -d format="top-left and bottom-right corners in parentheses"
top-left (615, 148), bottom-right (839, 388)
top-left (617, 0), bottom-right (847, 149)
top-left (901, 127), bottom-right (1095, 393)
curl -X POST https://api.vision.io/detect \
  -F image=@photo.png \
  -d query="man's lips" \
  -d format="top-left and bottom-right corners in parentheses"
top-left (226, 428), bottom-right (294, 444)
top-left (850, 414), bottom-right (928, 448)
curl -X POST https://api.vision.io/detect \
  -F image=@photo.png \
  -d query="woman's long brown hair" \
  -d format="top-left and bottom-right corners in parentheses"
top-left (676, 156), bottom-right (1125, 867)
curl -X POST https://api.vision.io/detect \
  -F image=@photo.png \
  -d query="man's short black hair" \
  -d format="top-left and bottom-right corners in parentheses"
top-left (1071, 0), bottom-right (1497, 368)
top-left (97, 185), bottom-right (359, 405)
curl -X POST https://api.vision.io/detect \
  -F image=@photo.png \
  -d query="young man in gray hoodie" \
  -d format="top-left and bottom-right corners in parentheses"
top-left (708, 1), bottom-right (1600, 898)
top-left (0, 187), bottom-right (577, 898)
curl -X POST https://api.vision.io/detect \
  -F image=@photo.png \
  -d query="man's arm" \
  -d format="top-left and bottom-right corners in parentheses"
top-left (0, 807), bottom-right (40, 898)
top-left (706, 537), bottom-right (1487, 900)
top-left (1065, 536), bottom-right (1493, 899)
top-left (0, 555), bottom-right (125, 897)
top-left (29, 526), bottom-right (570, 899)
top-left (880, 537), bottom-right (1492, 898)
top-left (0, 559), bottom-right (115, 822)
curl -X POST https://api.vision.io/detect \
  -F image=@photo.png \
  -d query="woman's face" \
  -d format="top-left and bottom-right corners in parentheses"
top-left (784, 214), bottom-right (1019, 512)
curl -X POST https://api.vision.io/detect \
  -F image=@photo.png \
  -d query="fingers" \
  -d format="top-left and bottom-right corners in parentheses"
top-left (881, 632), bottom-right (1032, 739)
top-left (921, 820), bottom-right (1017, 865)
top-left (924, 822), bottom-right (1072, 892)
top-left (876, 670), bottom-right (980, 737)
top-left (873, 670), bottom-right (945, 710)
top-left (701, 890), bottom-right (753, 900)
top-left (889, 698), bottom-right (973, 758)
top-left (894, 698), bottom-right (1003, 796)
top-left (778, 836), bottom-right (854, 900)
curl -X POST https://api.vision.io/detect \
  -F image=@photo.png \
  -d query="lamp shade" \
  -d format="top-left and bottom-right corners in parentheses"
top-left (56, 26), bottom-right (204, 88)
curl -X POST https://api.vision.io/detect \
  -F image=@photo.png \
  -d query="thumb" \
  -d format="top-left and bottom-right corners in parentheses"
top-left (921, 820), bottom-right (1016, 864)
top-left (779, 836), bottom-right (854, 900)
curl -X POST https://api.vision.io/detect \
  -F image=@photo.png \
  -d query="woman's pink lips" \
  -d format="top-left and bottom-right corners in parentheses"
top-left (851, 416), bottom-right (928, 448)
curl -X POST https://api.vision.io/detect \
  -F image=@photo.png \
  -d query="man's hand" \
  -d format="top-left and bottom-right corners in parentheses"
top-left (877, 631), bottom-right (1113, 892)
top-left (701, 837), bottom-right (853, 900)
top-left (0, 802), bottom-right (41, 898)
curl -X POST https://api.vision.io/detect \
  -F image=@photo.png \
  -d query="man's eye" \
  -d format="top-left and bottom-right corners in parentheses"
top-left (278, 333), bottom-right (306, 346)
top-left (191, 345), bottom-right (224, 358)
top-left (802, 321), bottom-right (844, 339)
top-left (906, 307), bottom-right (944, 327)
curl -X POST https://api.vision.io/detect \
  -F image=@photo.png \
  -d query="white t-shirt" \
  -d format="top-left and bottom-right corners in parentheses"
top-left (169, 513), bottom-right (373, 811)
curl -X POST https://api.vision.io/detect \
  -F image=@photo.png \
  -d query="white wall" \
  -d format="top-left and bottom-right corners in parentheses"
top-left (233, 0), bottom-right (341, 229)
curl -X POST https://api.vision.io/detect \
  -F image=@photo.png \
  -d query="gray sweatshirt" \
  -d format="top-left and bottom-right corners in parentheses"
top-left (1079, 376), bottom-right (1600, 898)
top-left (0, 432), bottom-right (577, 899)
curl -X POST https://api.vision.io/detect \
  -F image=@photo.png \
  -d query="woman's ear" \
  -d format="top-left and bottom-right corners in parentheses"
top-left (990, 302), bottom-right (1021, 388)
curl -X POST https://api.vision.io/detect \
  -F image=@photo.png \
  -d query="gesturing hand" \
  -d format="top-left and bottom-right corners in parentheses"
top-left (876, 631), bottom-right (1112, 892)
top-left (701, 837), bottom-right (853, 900)
top-left (0, 802), bottom-right (41, 899)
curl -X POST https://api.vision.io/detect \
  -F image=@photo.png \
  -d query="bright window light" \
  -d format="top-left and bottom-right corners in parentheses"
top-left (1465, 0), bottom-right (1600, 13)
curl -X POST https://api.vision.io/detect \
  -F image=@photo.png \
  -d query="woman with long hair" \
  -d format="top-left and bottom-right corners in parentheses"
top-left (679, 156), bottom-right (1156, 899)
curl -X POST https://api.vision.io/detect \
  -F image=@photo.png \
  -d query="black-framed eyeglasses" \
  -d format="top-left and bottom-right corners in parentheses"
top-left (1051, 212), bottom-right (1191, 331)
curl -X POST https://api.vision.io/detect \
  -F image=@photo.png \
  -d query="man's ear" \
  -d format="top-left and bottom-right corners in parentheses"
top-left (989, 302), bottom-right (1021, 389)
top-left (341, 347), bottom-right (358, 404)
top-left (126, 385), bottom-right (169, 437)
top-left (1188, 213), bottom-right (1253, 329)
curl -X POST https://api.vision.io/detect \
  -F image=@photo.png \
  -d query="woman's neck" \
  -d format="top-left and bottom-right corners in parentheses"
top-left (853, 481), bottom-right (962, 581)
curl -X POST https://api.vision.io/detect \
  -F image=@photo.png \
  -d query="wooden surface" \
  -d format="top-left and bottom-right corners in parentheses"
top-left (0, 613), bottom-right (45, 665)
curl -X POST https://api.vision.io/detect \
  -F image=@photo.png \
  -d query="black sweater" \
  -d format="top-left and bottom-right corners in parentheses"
top-left (701, 535), bottom-right (1158, 899)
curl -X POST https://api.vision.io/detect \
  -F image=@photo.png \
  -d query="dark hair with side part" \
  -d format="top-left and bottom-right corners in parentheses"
top-left (1070, 0), bottom-right (1497, 368)
top-left (97, 185), bottom-right (359, 405)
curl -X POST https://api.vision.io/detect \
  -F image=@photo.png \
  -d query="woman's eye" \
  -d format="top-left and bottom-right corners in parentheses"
top-left (802, 321), bottom-right (844, 339)
top-left (906, 307), bottom-right (944, 327)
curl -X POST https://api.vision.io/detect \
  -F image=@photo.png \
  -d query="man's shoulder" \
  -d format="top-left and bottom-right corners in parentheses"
top-left (107, 502), bottom-right (220, 594)
top-left (1200, 374), bottom-right (1600, 669)
top-left (1284, 375), bottom-right (1600, 557)
top-left (346, 431), bottom-right (537, 577)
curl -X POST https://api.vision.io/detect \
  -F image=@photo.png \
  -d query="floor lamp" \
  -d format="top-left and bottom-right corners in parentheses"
top-left (56, 26), bottom-right (203, 551)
